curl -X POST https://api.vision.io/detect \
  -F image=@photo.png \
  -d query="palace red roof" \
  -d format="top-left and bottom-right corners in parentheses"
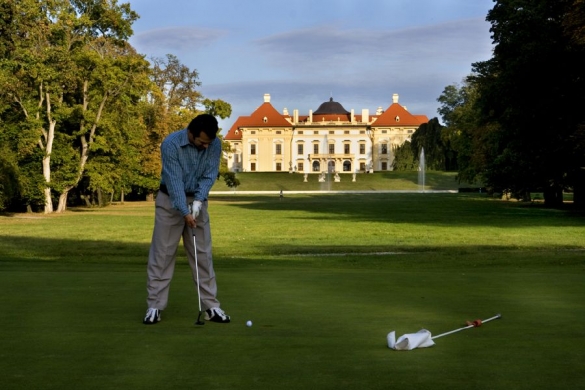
top-left (224, 96), bottom-right (428, 141)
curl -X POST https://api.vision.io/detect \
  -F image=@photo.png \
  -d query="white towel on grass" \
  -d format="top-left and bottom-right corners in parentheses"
top-left (387, 329), bottom-right (435, 350)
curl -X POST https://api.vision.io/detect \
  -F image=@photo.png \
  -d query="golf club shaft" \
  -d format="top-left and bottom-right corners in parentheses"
top-left (193, 230), bottom-right (202, 314)
top-left (431, 314), bottom-right (501, 340)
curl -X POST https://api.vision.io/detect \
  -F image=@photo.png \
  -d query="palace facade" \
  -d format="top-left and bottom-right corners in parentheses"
top-left (224, 93), bottom-right (428, 173)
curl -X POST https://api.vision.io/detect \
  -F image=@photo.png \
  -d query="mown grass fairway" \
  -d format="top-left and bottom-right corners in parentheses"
top-left (1, 193), bottom-right (584, 390)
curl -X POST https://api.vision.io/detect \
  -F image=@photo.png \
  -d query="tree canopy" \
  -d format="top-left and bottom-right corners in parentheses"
top-left (432, 0), bottom-right (585, 206)
top-left (0, 0), bottom-right (233, 212)
top-left (468, 0), bottom-right (585, 205)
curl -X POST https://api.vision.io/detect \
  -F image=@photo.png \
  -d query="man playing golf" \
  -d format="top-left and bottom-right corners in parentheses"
top-left (143, 114), bottom-right (230, 325)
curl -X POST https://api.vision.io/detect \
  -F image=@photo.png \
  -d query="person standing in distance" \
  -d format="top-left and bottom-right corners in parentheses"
top-left (143, 114), bottom-right (230, 325)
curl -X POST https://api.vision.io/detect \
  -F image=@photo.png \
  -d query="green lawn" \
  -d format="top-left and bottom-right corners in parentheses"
top-left (210, 171), bottom-right (471, 191)
top-left (1, 193), bottom-right (584, 390)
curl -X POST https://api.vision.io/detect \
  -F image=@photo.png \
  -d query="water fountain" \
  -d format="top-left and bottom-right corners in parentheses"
top-left (320, 134), bottom-right (331, 191)
top-left (418, 147), bottom-right (426, 193)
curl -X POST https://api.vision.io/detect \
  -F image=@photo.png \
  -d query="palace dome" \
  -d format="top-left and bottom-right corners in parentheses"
top-left (313, 97), bottom-right (350, 115)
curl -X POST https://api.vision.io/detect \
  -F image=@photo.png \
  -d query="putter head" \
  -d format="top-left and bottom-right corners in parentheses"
top-left (195, 311), bottom-right (205, 326)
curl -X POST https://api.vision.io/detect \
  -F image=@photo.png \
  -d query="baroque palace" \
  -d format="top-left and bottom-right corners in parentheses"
top-left (224, 93), bottom-right (428, 173)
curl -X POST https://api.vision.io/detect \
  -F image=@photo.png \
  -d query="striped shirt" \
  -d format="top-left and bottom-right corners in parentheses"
top-left (160, 128), bottom-right (221, 216)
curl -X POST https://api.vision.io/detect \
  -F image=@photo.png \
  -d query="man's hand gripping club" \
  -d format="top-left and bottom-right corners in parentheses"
top-left (185, 200), bottom-right (202, 229)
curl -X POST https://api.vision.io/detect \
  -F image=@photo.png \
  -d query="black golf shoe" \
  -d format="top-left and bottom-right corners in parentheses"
top-left (205, 307), bottom-right (231, 323)
top-left (143, 308), bottom-right (161, 325)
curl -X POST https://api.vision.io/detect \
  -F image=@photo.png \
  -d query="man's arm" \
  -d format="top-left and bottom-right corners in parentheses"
top-left (161, 141), bottom-right (190, 216)
top-left (194, 138), bottom-right (221, 201)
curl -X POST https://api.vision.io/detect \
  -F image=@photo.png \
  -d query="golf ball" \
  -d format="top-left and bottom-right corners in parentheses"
top-left (246, 320), bottom-right (252, 327)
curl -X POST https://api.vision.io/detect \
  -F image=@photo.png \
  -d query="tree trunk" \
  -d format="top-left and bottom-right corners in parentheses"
top-left (41, 124), bottom-right (55, 214)
top-left (82, 195), bottom-right (92, 207)
top-left (543, 185), bottom-right (563, 207)
top-left (56, 189), bottom-right (71, 212)
top-left (41, 100), bottom-right (57, 214)
top-left (573, 169), bottom-right (585, 209)
top-left (519, 191), bottom-right (531, 202)
top-left (43, 187), bottom-right (53, 213)
top-left (121, 190), bottom-right (125, 204)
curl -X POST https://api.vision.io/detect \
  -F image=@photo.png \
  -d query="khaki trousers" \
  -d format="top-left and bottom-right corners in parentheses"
top-left (146, 192), bottom-right (219, 311)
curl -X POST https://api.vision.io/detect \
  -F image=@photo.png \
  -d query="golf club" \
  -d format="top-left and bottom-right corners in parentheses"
top-left (431, 313), bottom-right (502, 340)
top-left (192, 227), bottom-right (205, 326)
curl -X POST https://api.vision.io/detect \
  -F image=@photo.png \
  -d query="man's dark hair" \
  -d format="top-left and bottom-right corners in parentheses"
top-left (187, 114), bottom-right (219, 139)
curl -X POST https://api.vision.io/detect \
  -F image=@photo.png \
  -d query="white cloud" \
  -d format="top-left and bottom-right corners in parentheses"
top-left (254, 18), bottom-right (492, 79)
top-left (126, 1), bottom-right (495, 132)
top-left (131, 27), bottom-right (228, 57)
top-left (204, 17), bottom-right (493, 128)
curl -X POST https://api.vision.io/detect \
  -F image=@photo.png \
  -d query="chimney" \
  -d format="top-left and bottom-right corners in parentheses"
top-left (293, 109), bottom-right (299, 124)
top-left (264, 93), bottom-right (271, 103)
top-left (283, 107), bottom-right (289, 116)
top-left (351, 109), bottom-right (355, 123)
top-left (392, 94), bottom-right (399, 104)
top-left (309, 109), bottom-right (313, 123)
top-left (362, 109), bottom-right (369, 123)
top-left (376, 106), bottom-right (384, 115)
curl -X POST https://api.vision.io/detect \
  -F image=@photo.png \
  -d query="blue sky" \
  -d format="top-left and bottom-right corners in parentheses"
top-left (128, 0), bottom-right (495, 132)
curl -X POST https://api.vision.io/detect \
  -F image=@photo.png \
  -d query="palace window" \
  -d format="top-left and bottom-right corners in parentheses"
top-left (328, 161), bottom-right (335, 173)
top-left (381, 144), bottom-right (388, 154)
top-left (344, 144), bottom-right (350, 154)
top-left (276, 163), bottom-right (282, 171)
top-left (329, 144), bottom-right (335, 154)
top-left (360, 144), bottom-right (365, 154)
top-left (275, 144), bottom-right (282, 155)
top-left (298, 144), bottom-right (304, 155)
top-left (250, 144), bottom-right (256, 155)
top-left (313, 144), bottom-right (319, 154)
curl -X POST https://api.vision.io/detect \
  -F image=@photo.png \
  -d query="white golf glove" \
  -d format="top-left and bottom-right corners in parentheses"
top-left (190, 200), bottom-right (202, 219)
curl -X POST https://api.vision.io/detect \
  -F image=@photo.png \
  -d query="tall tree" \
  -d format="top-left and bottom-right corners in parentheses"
top-left (0, 0), bottom-right (150, 212)
top-left (139, 54), bottom-right (205, 199)
top-left (471, 0), bottom-right (585, 206)
top-left (0, 146), bottom-right (20, 210)
top-left (140, 55), bottom-right (235, 196)
top-left (203, 98), bottom-right (232, 120)
top-left (391, 141), bottom-right (416, 171)
top-left (82, 78), bottom-right (150, 206)
top-left (410, 118), bottom-right (448, 171)
top-left (437, 80), bottom-right (484, 182)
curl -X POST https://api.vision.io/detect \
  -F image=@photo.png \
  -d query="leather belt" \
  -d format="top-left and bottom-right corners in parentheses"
top-left (159, 184), bottom-right (195, 197)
